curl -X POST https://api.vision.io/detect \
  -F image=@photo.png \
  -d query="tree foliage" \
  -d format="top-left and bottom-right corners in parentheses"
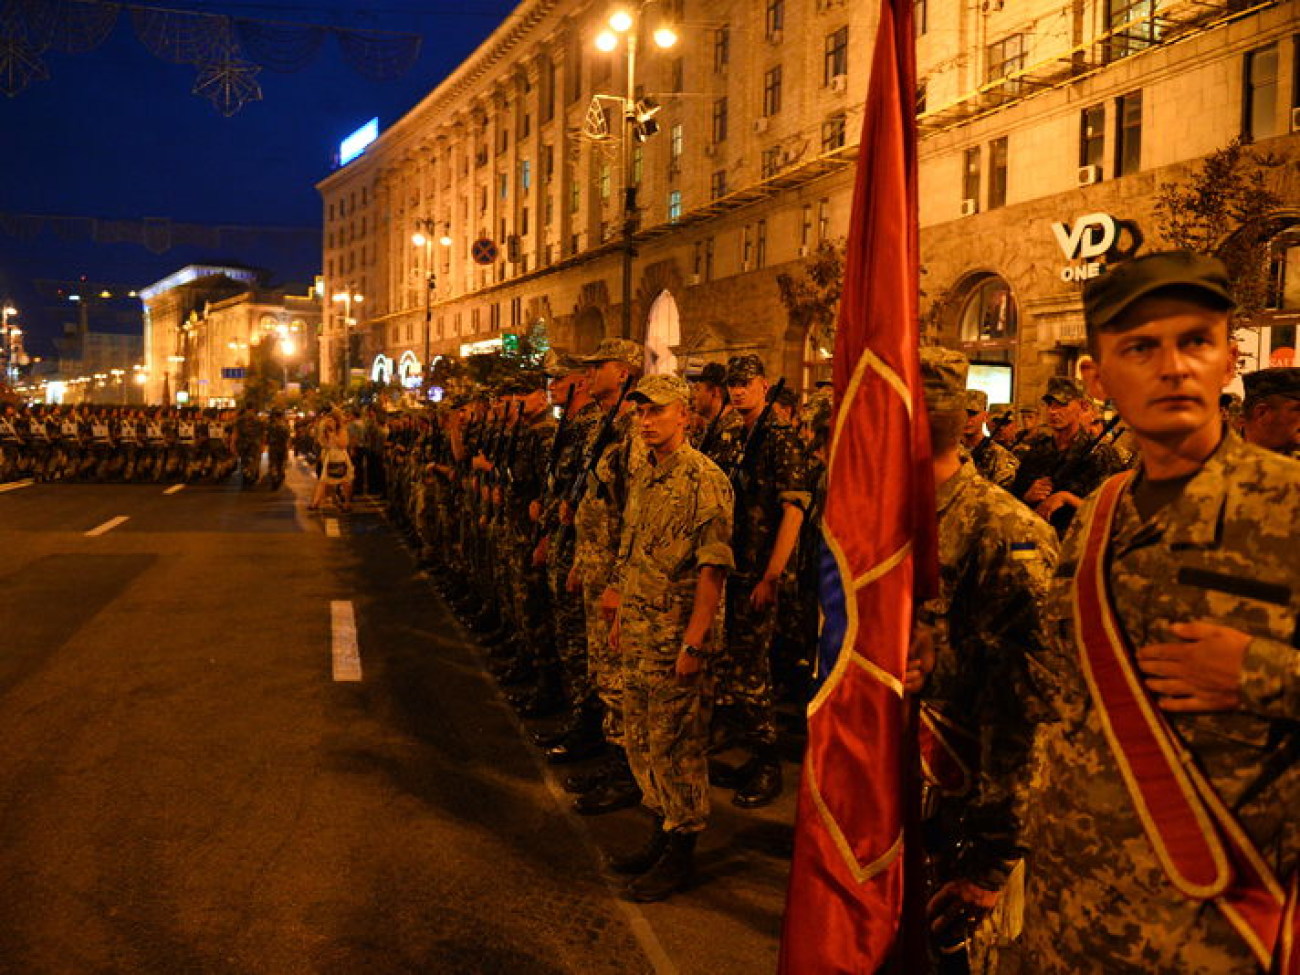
top-left (776, 238), bottom-right (846, 354)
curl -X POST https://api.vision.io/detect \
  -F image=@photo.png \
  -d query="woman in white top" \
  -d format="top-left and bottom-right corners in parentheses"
top-left (308, 409), bottom-right (353, 512)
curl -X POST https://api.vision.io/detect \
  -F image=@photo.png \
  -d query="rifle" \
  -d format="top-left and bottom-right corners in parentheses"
top-left (1044, 412), bottom-right (1124, 534)
top-left (546, 382), bottom-right (578, 486)
top-left (698, 405), bottom-right (726, 458)
top-left (499, 400), bottom-right (526, 488)
top-left (726, 377), bottom-right (787, 496)
top-left (556, 375), bottom-right (635, 547)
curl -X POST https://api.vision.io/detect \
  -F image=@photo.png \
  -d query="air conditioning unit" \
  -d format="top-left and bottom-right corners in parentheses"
top-left (753, 117), bottom-right (769, 134)
top-left (1077, 164), bottom-right (1101, 186)
top-left (960, 198), bottom-right (978, 217)
top-left (768, 29), bottom-right (783, 43)
top-left (1292, 106), bottom-right (1300, 131)
top-left (830, 74), bottom-right (848, 93)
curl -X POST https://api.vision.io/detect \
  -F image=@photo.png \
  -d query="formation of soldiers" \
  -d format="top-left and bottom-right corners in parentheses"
top-left (0, 403), bottom-right (293, 487)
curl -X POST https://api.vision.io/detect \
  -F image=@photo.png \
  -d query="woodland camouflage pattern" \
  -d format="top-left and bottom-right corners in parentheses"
top-left (1017, 433), bottom-right (1300, 973)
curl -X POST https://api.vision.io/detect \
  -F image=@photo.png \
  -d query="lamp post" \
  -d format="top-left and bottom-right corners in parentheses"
top-left (595, 5), bottom-right (677, 340)
top-left (331, 286), bottom-right (364, 390)
top-left (1, 304), bottom-right (18, 383)
top-left (412, 220), bottom-right (452, 386)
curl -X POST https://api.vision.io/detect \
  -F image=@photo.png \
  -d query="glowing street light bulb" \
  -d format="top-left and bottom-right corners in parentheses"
top-left (595, 30), bottom-right (618, 52)
top-left (439, 233), bottom-right (453, 247)
top-left (412, 232), bottom-right (428, 247)
top-left (280, 338), bottom-right (296, 356)
top-left (653, 26), bottom-right (678, 48)
top-left (608, 9), bottom-right (633, 32)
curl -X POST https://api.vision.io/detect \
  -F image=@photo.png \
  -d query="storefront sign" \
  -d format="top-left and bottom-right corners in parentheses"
top-left (1052, 212), bottom-right (1143, 283)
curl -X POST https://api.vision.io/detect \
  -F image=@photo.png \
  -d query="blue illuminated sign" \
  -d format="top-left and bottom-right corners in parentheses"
top-left (339, 118), bottom-right (379, 166)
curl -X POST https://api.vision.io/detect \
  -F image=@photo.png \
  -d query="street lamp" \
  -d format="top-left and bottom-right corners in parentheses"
top-left (1, 304), bottom-right (18, 383)
top-left (278, 335), bottom-right (296, 389)
top-left (413, 219), bottom-right (452, 381)
top-left (331, 287), bottom-right (364, 388)
top-left (594, 4), bottom-right (677, 340)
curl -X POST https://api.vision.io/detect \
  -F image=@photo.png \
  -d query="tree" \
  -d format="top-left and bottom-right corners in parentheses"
top-left (1153, 138), bottom-right (1286, 318)
top-left (776, 238), bottom-right (846, 356)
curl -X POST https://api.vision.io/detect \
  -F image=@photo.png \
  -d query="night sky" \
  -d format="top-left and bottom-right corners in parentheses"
top-left (0, 0), bottom-right (515, 355)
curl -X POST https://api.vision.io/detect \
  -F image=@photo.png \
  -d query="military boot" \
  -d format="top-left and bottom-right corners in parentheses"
top-left (573, 750), bottom-right (642, 815)
top-left (732, 748), bottom-right (783, 809)
top-left (626, 831), bottom-right (696, 902)
top-left (606, 817), bottom-right (667, 875)
top-left (545, 703), bottom-right (606, 764)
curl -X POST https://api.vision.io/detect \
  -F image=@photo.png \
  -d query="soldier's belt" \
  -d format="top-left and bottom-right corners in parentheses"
top-left (1074, 472), bottom-right (1298, 973)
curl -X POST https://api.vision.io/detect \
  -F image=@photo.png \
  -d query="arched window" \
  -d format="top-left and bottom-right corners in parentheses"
top-left (958, 274), bottom-right (1018, 346)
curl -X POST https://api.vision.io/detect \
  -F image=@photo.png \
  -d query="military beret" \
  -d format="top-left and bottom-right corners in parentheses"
top-left (1243, 366), bottom-right (1300, 403)
top-left (964, 388), bottom-right (989, 413)
top-left (579, 338), bottom-right (644, 369)
top-left (1042, 376), bottom-right (1084, 405)
top-left (919, 346), bottom-right (969, 413)
top-left (725, 354), bottom-right (766, 385)
top-left (628, 374), bottom-right (692, 407)
top-left (1083, 250), bottom-right (1235, 330)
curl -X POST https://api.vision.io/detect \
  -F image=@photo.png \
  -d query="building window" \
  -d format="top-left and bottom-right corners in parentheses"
top-left (599, 162), bottom-right (611, 201)
top-left (742, 225), bottom-right (753, 268)
top-left (671, 58), bottom-right (684, 93)
top-left (1245, 45), bottom-right (1280, 142)
top-left (704, 237), bottom-right (715, 281)
top-left (1115, 90), bottom-right (1142, 177)
top-left (756, 219), bottom-right (767, 269)
top-left (570, 179), bottom-right (580, 213)
top-left (543, 59), bottom-right (556, 122)
top-left (714, 26), bottom-right (730, 72)
top-left (542, 144), bottom-right (554, 182)
top-left (1080, 105), bottom-right (1105, 172)
top-left (1106, 0), bottom-right (1158, 62)
top-left (521, 114), bottom-right (531, 138)
top-left (817, 198), bottom-right (830, 242)
top-left (914, 0), bottom-right (927, 37)
top-left (521, 159), bottom-right (532, 191)
top-left (544, 195), bottom-right (554, 226)
top-left (985, 34), bottom-right (1025, 90)
top-left (520, 207), bottom-right (530, 235)
top-left (988, 136), bottom-right (1008, 210)
top-left (801, 204), bottom-right (813, 249)
top-left (668, 190), bottom-right (682, 222)
top-left (824, 27), bottom-right (848, 85)
top-left (765, 0), bottom-right (784, 39)
top-left (962, 146), bottom-right (981, 211)
top-left (671, 123), bottom-right (684, 159)
top-left (498, 173), bottom-right (508, 200)
top-left (712, 98), bottom-right (728, 143)
top-left (959, 275), bottom-right (1018, 344)
top-left (761, 145), bottom-right (783, 178)
top-left (693, 240), bottom-right (703, 277)
top-left (763, 65), bottom-right (783, 117)
top-left (822, 113), bottom-right (847, 153)
top-left (711, 170), bottom-right (727, 199)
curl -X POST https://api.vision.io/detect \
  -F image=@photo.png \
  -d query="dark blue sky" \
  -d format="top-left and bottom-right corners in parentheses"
top-left (0, 0), bottom-right (514, 353)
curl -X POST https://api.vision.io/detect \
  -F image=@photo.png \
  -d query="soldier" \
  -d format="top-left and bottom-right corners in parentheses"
top-left (1018, 251), bottom-right (1300, 972)
top-left (569, 338), bottom-right (647, 815)
top-left (714, 353), bottom-right (810, 808)
top-left (1010, 375), bottom-right (1124, 533)
top-left (962, 388), bottom-right (1019, 490)
top-left (988, 405), bottom-right (1018, 452)
top-left (1241, 366), bottom-right (1300, 457)
top-left (602, 374), bottom-right (733, 902)
top-left (909, 348), bottom-right (1058, 971)
top-left (688, 361), bottom-right (744, 465)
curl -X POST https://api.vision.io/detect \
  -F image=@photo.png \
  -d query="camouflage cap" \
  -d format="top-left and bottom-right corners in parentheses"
top-left (686, 361), bottom-right (728, 387)
top-left (1083, 250), bottom-right (1235, 330)
top-left (542, 346), bottom-right (584, 378)
top-left (1243, 366), bottom-right (1300, 404)
top-left (725, 353), bottom-right (766, 385)
top-left (579, 338), bottom-right (644, 368)
top-left (919, 346), bottom-right (969, 413)
top-left (964, 388), bottom-right (989, 413)
top-left (1042, 376), bottom-right (1084, 405)
top-left (628, 374), bottom-right (692, 407)
top-left (801, 387), bottom-right (833, 435)
top-left (988, 404), bottom-right (1015, 428)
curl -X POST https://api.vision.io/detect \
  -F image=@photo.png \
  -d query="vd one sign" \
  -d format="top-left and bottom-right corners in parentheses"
top-left (1051, 212), bottom-right (1142, 283)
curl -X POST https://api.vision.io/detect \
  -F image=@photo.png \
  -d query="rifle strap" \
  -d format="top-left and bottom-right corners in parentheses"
top-left (1073, 472), bottom-right (1296, 972)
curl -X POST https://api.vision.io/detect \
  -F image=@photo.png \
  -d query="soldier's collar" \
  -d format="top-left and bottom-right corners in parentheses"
top-left (1132, 430), bottom-right (1238, 549)
top-left (934, 458), bottom-right (977, 515)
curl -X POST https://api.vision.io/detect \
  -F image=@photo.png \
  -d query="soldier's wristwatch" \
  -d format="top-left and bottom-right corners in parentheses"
top-left (682, 643), bottom-right (708, 659)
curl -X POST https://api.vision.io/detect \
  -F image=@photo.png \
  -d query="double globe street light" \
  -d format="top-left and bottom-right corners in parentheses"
top-left (594, 5), bottom-right (677, 340)
top-left (411, 219), bottom-right (452, 382)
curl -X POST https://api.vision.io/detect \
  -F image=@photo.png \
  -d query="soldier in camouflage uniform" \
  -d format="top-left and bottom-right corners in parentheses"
top-left (568, 338), bottom-right (648, 815)
top-left (715, 353), bottom-right (810, 808)
top-left (688, 361), bottom-right (745, 466)
top-left (1017, 252), bottom-right (1300, 973)
top-left (963, 388), bottom-right (1019, 490)
top-left (602, 374), bottom-right (733, 902)
top-left (1010, 376), bottom-right (1126, 534)
top-left (910, 348), bottom-right (1058, 972)
top-left (1242, 366), bottom-right (1300, 458)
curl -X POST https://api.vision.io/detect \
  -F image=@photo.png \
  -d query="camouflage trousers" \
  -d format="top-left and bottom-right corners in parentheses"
top-left (583, 579), bottom-right (624, 745)
top-left (620, 601), bottom-right (712, 834)
top-left (547, 532), bottom-right (591, 707)
top-left (716, 575), bottom-right (778, 748)
top-left (510, 523), bottom-right (554, 668)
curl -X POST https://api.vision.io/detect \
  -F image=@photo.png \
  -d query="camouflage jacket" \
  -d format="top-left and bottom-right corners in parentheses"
top-left (1020, 432), bottom-right (1300, 973)
top-left (918, 462), bottom-right (1058, 891)
top-left (542, 400), bottom-right (603, 531)
top-left (693, 407), bottom-right (745, 468)
top-left (574, 410), bottom-right (648, 589)
top-left (506, 411), bottom-right (556, 529)
top-left (969, 435), bottom-right (1019, 491)
top-left (615, 442), bottom-right (734, 651)
top-left (728, 419), bottom-right (811, 578)
top-left (1010, 426), bottom-right (1126, 503)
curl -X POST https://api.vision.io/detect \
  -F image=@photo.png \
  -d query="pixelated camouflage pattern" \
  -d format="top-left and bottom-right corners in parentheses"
top-left (969, 436), bottom-right (1020, 491)
top-left (573, 411), bottom-right (648, 590)
top-left (1017, 432), bottom-right (1300, 974)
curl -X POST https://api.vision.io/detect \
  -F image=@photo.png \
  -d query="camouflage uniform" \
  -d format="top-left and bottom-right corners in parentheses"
top-left (507, 404), bottom-right (557, 673)
top-left (694, 407), bottom-right (745, 467)
top-left (615, 436), bottom-right (733, 833)
top-left (1010, 425), bottom-right (1125, 533)
top-left (969, 435), bottom-right (1019, 491)
top-left (1018, 433), bottom-right (1300, 973)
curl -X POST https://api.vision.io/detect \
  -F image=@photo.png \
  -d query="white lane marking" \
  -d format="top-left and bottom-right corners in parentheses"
top-left (85, 515), bottom-right (129, 537)
top-left (0, 479), bottom-right (34, 493)
top-left (330, 600), bottom-right (362, 682)
top-left (164, 483), bottom-right (186, 495)
top-left (324, 518), bottom-right (341, 538)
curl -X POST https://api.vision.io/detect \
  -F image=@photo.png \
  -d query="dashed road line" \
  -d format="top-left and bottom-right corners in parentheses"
top-left (330, 600), bottom-right (362, 681)
top-left (0, 479), bottom-right (34, 493)
top-left (164, 483), bottom-right (186, 495)
top-left (85, 516), bottom-right (129, 537)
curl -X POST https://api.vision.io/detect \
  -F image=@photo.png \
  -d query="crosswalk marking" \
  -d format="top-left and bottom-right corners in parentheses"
top-left (0, 479), bottom-right (34, 494)
top-left (164, 483), bottom-right (186, 495)
top-left (85, 516), bottom-right (129, 537)
top-left (330, 600), bottom-right (362, 682)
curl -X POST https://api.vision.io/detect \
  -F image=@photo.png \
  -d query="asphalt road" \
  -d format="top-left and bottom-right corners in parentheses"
top-left (0, 459), bottom-right (795, 975)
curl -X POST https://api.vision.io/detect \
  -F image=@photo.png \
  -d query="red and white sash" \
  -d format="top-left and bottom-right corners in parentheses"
top-left (1073, 472), bottom-right (1298, 972)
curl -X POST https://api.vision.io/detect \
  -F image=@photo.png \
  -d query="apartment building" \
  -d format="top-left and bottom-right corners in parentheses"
top-left (916, 0), bottom-right (1300, 405)
top-left (317, 0), bottom-right (872, 391)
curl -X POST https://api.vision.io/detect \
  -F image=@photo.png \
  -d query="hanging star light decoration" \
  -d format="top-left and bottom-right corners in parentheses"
top-left (193, 50), bottom-right (262, 116)
top-left (0, 32), bottom-right (48, 96)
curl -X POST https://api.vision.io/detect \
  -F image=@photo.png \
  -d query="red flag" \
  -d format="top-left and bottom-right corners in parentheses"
top-left (778, 0), bottom-right (936, 971)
